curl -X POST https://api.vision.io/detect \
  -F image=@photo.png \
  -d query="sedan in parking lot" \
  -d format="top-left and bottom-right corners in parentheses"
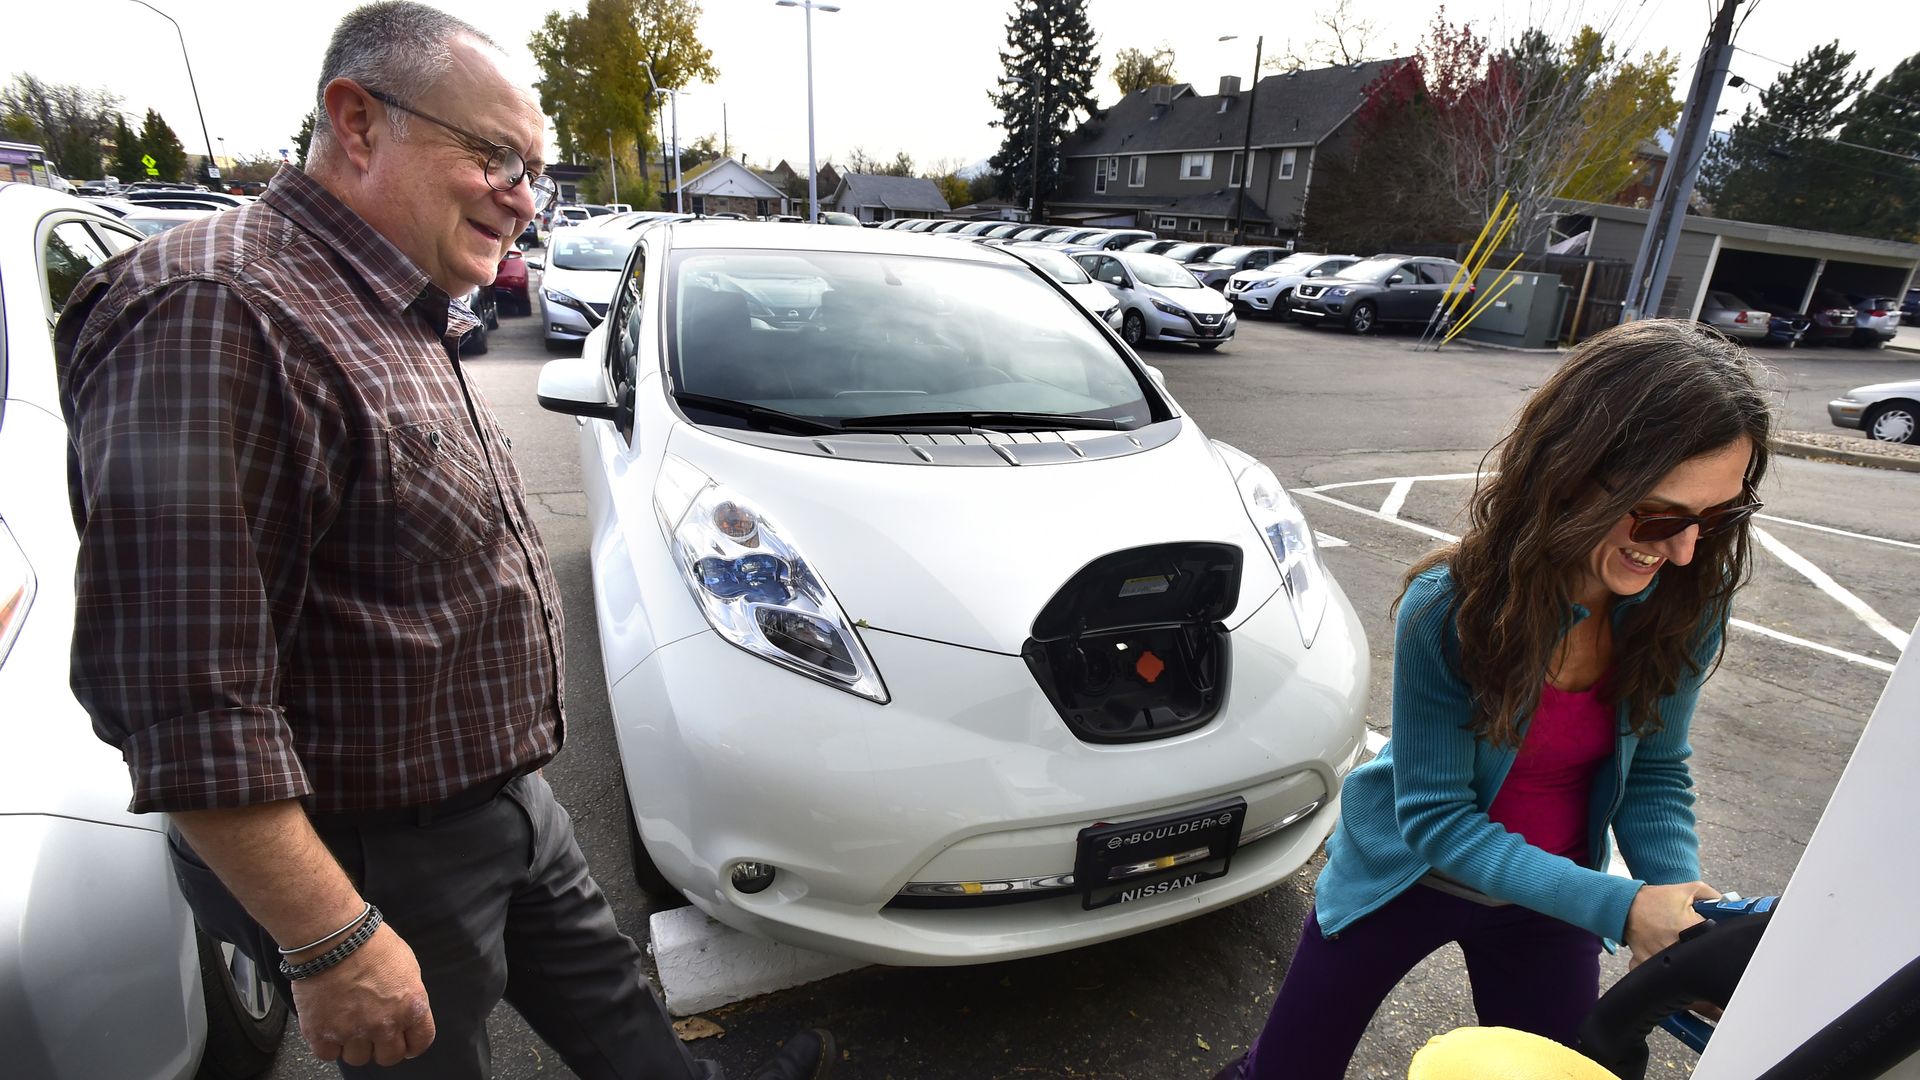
top-left (1225, 252), bottom-right (1360, 317)
top-left (534, 228), bottom-right (639, 351)
top-left (1, 181), bottom-right (287, 1080)
top-left (1071, 248), bottom-right (1238, 350)
top-left (1001, 243), bottom-right (1124, 329)
top-left (1697, 290), bottom-right (1771, 342)
top-left (1829, 378), bottom-right (1920, 444)
top-left (1802, 291), bottom-right (1859, 346)
top-left (1290, 254), bottom-right (1467, 335)
top-left (494, 247), bottom-right (531, 315)
top-left (534, 220), bottom-right (1368, 965)
top-left (1183, 246), bottom-right (1292, 289)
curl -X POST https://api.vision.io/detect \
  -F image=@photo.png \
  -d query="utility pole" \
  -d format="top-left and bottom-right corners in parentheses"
top-left (607, 129), bottom-right (619, 206)
top-left (1621, 0), bottom-right (1741, 321)
top-left (1230, 35), bottom-right (1262, 245)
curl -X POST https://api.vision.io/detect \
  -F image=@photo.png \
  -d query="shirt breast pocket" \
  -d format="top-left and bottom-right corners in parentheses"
top-left (388, 417), bottom-right (501, 563)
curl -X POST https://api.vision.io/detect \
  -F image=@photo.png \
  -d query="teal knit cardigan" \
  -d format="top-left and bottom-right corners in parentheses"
top-left (1314, 564), bottom-right (1718, 942)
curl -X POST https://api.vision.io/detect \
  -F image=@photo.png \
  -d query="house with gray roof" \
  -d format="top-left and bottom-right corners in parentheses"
top-left (825, 173), bottom-right (950, 223)
top-left (1053, 59), bottom-right (1402, 241)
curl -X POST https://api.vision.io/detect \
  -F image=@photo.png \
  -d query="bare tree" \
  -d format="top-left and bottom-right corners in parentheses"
top-left (1268, 0), bottom-right (1384, 72)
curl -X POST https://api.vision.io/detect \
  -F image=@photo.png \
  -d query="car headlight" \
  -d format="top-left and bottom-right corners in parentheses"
top-left (1328, 287), bottom-right (1350, 298)
top-left (544, 288), bottom-right (591, 315)
top-left (1213, 441), bottom-right (1330, 648)
top-left (1151, 299), bottom-right (1189, 318)
top-left (654, 456), bottom-right (888, 702)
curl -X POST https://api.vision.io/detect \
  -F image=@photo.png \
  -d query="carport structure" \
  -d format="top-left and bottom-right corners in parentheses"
top-left (1566, 200), bottom-right (1920, 324)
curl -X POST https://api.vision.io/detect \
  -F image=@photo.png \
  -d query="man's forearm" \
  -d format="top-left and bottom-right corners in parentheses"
top-left (170, 800), bottom-right (365, 954)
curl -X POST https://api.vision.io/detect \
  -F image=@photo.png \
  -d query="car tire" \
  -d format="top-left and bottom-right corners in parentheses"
top-left (462, 328), bottom-right (488, 356)
top-left (544, 336), bottom-right (572, 354)
top-left (623, 785), bottom-right (688, 907)
top-left (1347, 301), bottom-right (1378, 335)
top-left (194, 926), bottom-right (286, 1080)
top-left (1122, 310), bottom-right (1146, 347)
top-left (1274, 289), bottom-right (1293, 321)
top-left (485, 305), bottom-right (500, 331)
top-left (1864, 401), bottom-right (1920, 445)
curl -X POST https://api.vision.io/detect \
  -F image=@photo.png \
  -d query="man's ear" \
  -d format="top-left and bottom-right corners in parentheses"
top-left (321, 78), bottom-right (379, 175)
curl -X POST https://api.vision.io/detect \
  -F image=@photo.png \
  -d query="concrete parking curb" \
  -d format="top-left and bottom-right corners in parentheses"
top-left (1772, 438), bottom-right (1920, 474)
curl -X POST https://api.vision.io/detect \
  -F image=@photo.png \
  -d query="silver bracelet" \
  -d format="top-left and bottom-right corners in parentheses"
top-left (278, 901), bottom-right (372, 956)
top-left (278, 905), bottom-right (383, 981)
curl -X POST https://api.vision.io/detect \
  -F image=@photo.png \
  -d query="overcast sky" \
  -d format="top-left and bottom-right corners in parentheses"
top-left (6, 0), bottom-right (1917, 176)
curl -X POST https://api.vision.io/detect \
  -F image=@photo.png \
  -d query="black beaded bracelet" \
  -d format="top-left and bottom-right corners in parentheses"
top-left (278, 904), bottom-right (384, 981)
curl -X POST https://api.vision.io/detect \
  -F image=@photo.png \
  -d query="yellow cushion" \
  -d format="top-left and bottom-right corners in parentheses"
top-left (1408, 1027), bottom-right (1615, 1080)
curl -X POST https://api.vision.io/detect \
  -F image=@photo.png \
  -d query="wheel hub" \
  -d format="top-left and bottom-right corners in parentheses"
top-left (1873, 409), bottom-right (1916, 443)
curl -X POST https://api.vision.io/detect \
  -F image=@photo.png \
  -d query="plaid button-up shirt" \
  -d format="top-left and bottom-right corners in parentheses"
top-left (56, 168), bottom-right (565, 814)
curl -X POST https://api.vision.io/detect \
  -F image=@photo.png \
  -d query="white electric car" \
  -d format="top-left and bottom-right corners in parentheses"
top-left (537, 221), bottom-right (1368, 966)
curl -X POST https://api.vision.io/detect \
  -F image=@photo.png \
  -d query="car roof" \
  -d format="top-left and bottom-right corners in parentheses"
top-left (656, 219), bottom-right (1029, 265)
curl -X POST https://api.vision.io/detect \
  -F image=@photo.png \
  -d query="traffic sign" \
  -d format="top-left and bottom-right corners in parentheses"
top-left (141, 153), bottom-right (158, 177)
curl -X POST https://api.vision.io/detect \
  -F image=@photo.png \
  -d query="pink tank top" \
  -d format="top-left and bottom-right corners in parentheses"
top-left (1486, 679), bottom-right (1617, 864)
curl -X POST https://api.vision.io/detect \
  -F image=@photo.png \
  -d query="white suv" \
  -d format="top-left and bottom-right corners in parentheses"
top-left (1224, 253), bottom-right (1361, 317)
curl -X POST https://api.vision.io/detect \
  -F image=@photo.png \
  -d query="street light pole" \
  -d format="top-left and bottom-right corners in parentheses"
top-left (1223, 34), bottom-right (1262, 245)
top-left (607, 128), bottom-right (619, 206)
top-left (126, 0), bottom-right (218, 188)
top-left (775, 0), bottom-right (840, 223)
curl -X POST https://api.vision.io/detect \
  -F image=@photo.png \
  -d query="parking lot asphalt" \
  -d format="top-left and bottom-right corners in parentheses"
top-left (265, 298), bottom-right (1920, 1080)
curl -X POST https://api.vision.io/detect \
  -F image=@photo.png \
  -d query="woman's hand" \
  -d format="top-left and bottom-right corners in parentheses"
top-left (1624, 880), bottom-right (1720, 970)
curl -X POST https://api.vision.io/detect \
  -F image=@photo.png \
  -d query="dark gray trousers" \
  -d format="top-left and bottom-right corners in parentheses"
top-left (168, 773), bottom-right (714, 1079)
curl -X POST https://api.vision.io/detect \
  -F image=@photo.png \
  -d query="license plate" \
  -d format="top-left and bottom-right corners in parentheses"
top-left (1073, 797), bottom-right (1247, 910)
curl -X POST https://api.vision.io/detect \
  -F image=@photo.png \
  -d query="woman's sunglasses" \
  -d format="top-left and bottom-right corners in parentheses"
top-left (1620, 500), bottom-right (1763, 542)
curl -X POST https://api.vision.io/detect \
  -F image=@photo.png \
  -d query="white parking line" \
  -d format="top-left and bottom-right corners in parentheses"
top-left (1315, 532), bottom-right (1351, 548)
top-left (1755, 513), bottom-right (1920, 552)
top-left (1297, 486), bottom-right (1904, 673)
top-left (1379, 478), bottom-right (1415, 520)
top-left (1751, 527), bottom-right (1911, 651)
top-left (1301, 472), bottom-right (1486, 494)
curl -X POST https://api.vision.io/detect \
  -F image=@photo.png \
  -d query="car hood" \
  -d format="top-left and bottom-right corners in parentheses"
top-left (659, 421), bottom-right (1282, 655)
top-left (1063, 280), bottom-right (1118, 312)
top-left (1185, 261), bottom-right (1234, 273)
top-left (1848, 379), bottom-right (1920, 397)
top-left (1148, 283), bottom-right (1234, 315)
top-left (542, 265), bottom-right (621, 303)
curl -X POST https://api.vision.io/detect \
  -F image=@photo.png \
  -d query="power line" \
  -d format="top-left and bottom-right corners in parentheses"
top-left (1745, 115), bottom-right (1920, 165)
top-left (1733, 46), bottom-right (1920, 114)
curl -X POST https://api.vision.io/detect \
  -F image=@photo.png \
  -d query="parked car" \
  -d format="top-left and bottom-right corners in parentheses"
top-left (551, 205), bottom-right (594, 230)
top-left (494, 247), bottom-right (532, 315)
top-left (532, 227), bottom-right (638, 351)
top-left (1067, 247), bottom-right (1238, 350)
top-left (1290, 254), bottom-right (1468, 335)
top-left (1001, 243), bottom-right (1124, 329)
top-left (1224, 253), bottom-right (1361, 318)
top-left (816, 211), bottom-right (862, 226)
top-left (1802, 291), bottom-right (1859, 346)
top-left (1, 180), bottom-right (288, 1080)
top-left (1157, 241), bottom-right (1227, 265)
top-left (980, 222), bottom-right (1027, 239)
top-left (1073, 229), bottom-right (1157, 251)
top-left (120, 206), bottom-right (218, 237)
top-left (1829, 378), bottom-right (1920, 444)
top-left (1184, 246), bottom-right (1292, 290)
top-left (518, 218), bottom-right (541, 247)
top-left (1124, 239), bottom-right (1185, 256)
top-left (457, 281), bottom-right (499, 355)
top-left (533, 219), bottom-right (1367, 965)
top-left (1697, 290), bottom-right (1771, 342)
top-left (1765, 313), bottom-right (1812, 347)
top-left (1901, 287), bottom-right (1919, 326)
top-left (1845, 294), bottom-right (1901, 347)
top-left (121, 189), bottom-right (249, 209)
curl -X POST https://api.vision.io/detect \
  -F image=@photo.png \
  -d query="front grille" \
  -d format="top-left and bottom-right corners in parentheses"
top-left (1195, 312), bottom-right (1224, 326)
top-left (1295, 284), bottom-right (1324, 299)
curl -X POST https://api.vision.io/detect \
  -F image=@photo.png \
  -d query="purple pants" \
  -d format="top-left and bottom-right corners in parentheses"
top-left (1242, 883), bottom-right (1601, 1080)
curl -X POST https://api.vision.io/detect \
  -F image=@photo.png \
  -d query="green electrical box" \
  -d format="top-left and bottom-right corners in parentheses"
top-left (1463, 270), bottom-right (1566, 349)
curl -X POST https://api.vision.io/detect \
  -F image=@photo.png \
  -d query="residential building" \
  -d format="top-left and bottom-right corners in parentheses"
top-left (824, 173), bottom-right (950, 223)
top-left (1053, 60), bottom-right (1400, 241)
top-left (676, 157), bottom-right (791, 218)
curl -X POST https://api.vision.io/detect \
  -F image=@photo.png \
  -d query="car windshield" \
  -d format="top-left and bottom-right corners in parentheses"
top-left (1336, 256), bottom-right (1407, 282)
top-left (1013, 246), bottom-right (1093, 284)
top-left (1121, 253), bottom-right (1204, 289)
top-left (551, 232), bottom-right (637, 271)
top-left (1208, 247), bottom-right (1260, 264)
top-left (1269, 254), bottom-right (1321, 274)
top-left (1161, 243), bottom-right (1218, 262)
top-left (669, 248), bottom-right (1151, 428)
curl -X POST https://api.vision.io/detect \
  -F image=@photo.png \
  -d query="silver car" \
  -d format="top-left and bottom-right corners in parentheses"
top-left (1225, 253), bottom-right (1361, 317)
top-left (1697, 290), bottom-right (1771, 342)
top-left (1002, 244), bottom-right (1124, 330)
top-left (1829, 379), bottom-right (1920, 444)
top-left (0, 182), bottom-right (286, 1078)
top-left (533, 229), bottom-right (641, 351)
top-left (1845, 294), bottom-right (1901, 346)
top-left (1070, 248), bottom-right (1237, 350)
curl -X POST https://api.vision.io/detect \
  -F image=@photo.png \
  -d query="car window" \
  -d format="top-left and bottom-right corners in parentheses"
top-left (89, 221), bottom-right (142, 255)
top-left (1121, 253), bottom-right (1204, 290)
top-left (668, 248), bottom-right (1149, 425)
top-left (1011, 246), bottom-right (1093, 285)
top-left (552, 232), bottom-right (638, 271)
top-left (44, 219), bottom-right (114, 315)
top-left (1418, 263), bottom-right (1459, 285)
top-left (1090, 256), bottom-right (1126, 287)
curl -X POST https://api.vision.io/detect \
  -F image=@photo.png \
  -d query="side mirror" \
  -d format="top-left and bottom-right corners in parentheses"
top-left (526, 258), bottom-right (544, 271)
top-left (536, 356), bottom-right (620, 421)
top-left (1386, 274), bottom-right (1405, 286)
top-left (1142, 364), bottom-right (1167, 389)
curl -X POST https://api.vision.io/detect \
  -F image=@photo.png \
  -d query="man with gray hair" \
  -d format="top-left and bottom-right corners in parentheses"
top-left (55, 3), bottom-right (832, 1077)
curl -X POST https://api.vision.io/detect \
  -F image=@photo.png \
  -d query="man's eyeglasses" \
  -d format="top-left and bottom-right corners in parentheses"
top-left (364, 87), bottom-right (557, 215)
top-left (1601, 480), bottom-right (1764, 543)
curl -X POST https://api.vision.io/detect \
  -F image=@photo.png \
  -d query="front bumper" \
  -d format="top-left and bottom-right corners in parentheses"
top-left (542, 295), bottom-right (598, 341)
top-left (1226, 285), bottom-right (1279, 312)
top-left (612, 578), bottom-right (1369, 966)
top-left (1829, 398), bottom-right (1866, 429)
top-left (1148, 307), bottom-right (1237, 344)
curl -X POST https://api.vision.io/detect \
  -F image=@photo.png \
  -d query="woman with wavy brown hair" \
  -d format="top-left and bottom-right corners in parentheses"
top-left (1221, 320), bottom-right (1774, 1080)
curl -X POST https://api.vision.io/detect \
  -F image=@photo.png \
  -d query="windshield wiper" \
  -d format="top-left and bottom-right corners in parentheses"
top-left (673, 393), bottom-right (843, 435)
top-left (839, 410), bottom-right (1127, 432)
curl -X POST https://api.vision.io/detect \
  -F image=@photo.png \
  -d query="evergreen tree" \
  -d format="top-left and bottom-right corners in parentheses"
top-left (139, 108), bottom-right (188, 182)
top-left (1698, 42), bottom-right (1868, 231)
top-left (111, 115), bottom-right (143, 182)
top-left (293, 109), bottom-right (317, 170)
top-left (987, 0), bottom-right (1098, 217)
top-left (1826, 52), bottom-right (1920, 241)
